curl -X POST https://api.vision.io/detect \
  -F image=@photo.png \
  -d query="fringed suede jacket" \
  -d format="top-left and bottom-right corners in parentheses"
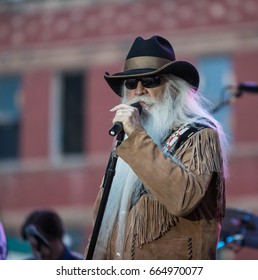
top-left (85, 123), bottom-right (225, 260)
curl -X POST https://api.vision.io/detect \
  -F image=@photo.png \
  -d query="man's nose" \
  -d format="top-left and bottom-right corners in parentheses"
top-left (134, 81), bottom-right (147, 95)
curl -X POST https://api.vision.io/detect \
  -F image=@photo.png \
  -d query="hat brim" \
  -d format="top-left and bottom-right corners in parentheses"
top-left (104, 61), bottom-right (199, 96)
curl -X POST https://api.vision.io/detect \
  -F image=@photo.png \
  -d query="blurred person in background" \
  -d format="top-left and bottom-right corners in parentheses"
top-left (0, 222), bottom-right (7, 260)
top-left (85, 35), bottom-right (228, 260)
top-left (21, 209), bottom-right (83, 260)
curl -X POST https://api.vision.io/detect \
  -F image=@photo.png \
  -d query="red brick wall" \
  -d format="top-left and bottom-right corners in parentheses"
top-left (20, 70), bottom-right (51, 159)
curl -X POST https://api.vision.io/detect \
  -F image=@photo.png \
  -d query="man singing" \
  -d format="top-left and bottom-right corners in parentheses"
top-left (85, 35), bottom-right (227, 260)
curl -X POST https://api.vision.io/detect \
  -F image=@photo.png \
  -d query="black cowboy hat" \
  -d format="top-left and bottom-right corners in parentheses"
top-left (104, 35), bottom-right (200, 96)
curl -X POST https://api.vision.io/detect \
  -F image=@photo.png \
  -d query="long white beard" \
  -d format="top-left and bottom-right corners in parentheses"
top-left (95, 89), bottom-right (175, 259)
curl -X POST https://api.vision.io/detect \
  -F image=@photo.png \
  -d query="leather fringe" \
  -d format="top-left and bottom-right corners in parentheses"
top-left (128, 128), bottom-right (225, 254)
top-left (175, 128), bottom-right (225, 220)
top-left (129, 194), bottom-right (178, 248)
top-left (175, 129), bottom-right (223, 174)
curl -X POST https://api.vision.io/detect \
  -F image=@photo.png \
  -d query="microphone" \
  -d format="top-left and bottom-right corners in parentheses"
top-left (238, 82), bottom-right (258, 93)
top-left (24, 224), bottom-right (50, 248)
top-left (109, 102), bottom-right (142, 136)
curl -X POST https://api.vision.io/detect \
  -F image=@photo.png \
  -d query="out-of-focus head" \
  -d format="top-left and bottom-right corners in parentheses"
top-left (21, 209), bottom-right (64, 259)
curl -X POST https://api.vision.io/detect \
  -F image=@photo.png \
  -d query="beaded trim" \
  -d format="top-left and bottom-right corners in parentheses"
top-left (163, 123), bottom-right (190, 154)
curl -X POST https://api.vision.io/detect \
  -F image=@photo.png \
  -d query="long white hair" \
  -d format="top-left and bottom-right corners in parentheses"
top-left (94, 74), bottom-right (228, 259)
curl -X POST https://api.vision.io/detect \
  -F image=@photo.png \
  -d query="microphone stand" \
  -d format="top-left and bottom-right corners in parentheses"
top-left (86, 130), bottom-right (125, 260)
top-left (212, 87), bottom-right (243, 113)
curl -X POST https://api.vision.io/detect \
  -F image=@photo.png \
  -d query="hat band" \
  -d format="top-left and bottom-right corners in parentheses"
top-left (124, 56), bottom-right (172, 71)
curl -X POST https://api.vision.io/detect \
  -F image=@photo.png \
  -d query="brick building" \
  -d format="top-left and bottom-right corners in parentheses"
top-left (0, 0), bottom-right (258, 259)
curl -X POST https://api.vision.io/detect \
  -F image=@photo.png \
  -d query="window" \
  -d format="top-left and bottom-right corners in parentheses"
top-left (0, 75), bottom-right (21, 161)
top-left (50, 71), bottom-right (86, 158)
top-left (60, 71), bottom-right (85, 156)
top-left (197, 55), bottom-right (234, 141)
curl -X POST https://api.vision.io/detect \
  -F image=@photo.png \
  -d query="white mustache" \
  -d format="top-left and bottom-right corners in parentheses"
top-left (124, 96), bottom-right (155, 107)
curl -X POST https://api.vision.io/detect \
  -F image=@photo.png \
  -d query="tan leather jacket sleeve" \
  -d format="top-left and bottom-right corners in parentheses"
top-left (115, 128), bottom-right (221, 217)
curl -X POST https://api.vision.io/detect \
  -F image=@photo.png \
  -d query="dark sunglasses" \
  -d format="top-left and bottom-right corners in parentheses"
top-left (124, 76), bottom-right (162, 90)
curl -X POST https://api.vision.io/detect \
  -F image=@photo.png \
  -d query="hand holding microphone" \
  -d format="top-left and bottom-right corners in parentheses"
top-left (109, 103), bottom-right (142, 136)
